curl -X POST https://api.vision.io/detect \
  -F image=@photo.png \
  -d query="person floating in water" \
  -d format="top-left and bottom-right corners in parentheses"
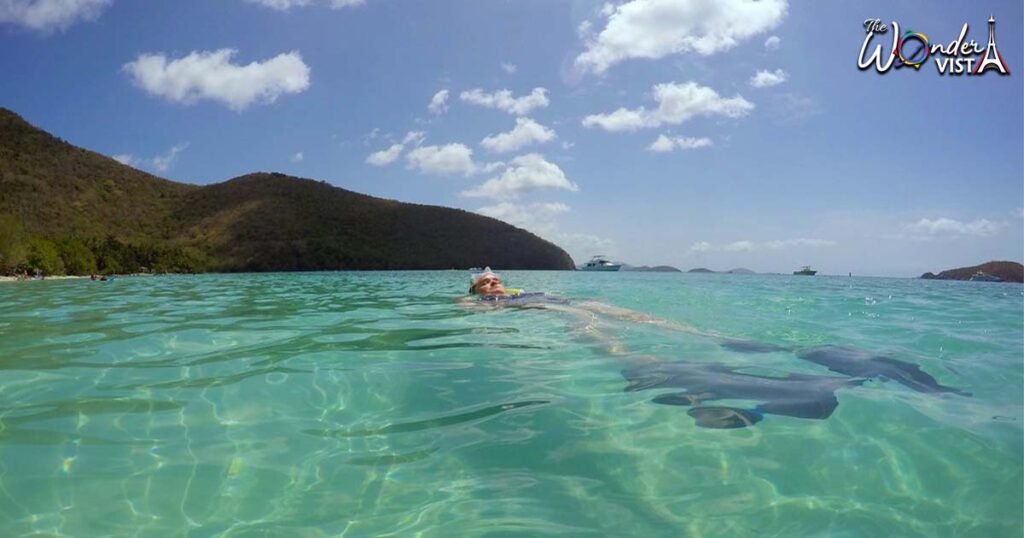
top-left (462, 267), bottom-right (971, 429)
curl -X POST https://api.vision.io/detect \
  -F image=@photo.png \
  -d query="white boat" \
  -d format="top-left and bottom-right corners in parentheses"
top-left (969, 271), bottom-right (1003, 282)
top-left (581, 255), bottom-right (621, 271)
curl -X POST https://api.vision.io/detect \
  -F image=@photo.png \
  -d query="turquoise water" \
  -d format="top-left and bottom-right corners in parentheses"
top-left (0, 272), bottom-right (1021, 537)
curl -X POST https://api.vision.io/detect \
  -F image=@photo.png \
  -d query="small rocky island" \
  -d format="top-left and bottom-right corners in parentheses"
top-left (621, 265), bottom-right (682, 272)
top-left (920, 261), bottom-right (1023, 283)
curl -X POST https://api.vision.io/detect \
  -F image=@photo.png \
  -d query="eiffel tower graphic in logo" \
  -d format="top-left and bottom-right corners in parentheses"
top-left (973, 15), bottom-right (1010, 75)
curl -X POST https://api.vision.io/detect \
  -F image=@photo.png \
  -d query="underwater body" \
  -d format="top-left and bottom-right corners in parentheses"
top-left (0, 271), bottom-right (1020, 536)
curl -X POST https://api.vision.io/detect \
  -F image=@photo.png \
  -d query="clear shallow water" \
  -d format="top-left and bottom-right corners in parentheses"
top-left (0, 272), bottom-right (1020, 537)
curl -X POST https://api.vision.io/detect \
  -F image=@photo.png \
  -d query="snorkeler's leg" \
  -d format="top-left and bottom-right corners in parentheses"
top-left (542, 303), bottom-right (666, 366)
top-left (572, 301), bottom-right (714, 337)
top-left (540, 304), bottom-right (640, 357)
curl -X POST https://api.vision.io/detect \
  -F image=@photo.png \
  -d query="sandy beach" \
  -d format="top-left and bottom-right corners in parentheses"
top-left (0, 275), bottom-right (89, 283)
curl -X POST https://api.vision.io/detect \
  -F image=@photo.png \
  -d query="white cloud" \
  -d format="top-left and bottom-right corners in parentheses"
top-left (476, 201), bottom-right (571, 228)
top-left (459, 87), bottom-right (549, 116)
top-left (123, 49), bottom-right (311, 111)
top-left (111, 144), bottom-right (188, 172)
top-left (583, 81), bottom-right (753, 132)
top-left (480, 118), bottom-right (557, 154)
top-left (647, 134), bottom-right (712, 152)
top-left (402, 131), bottom-right (426, 146)
top-left (765, 35), bottom-right (781, 50)
top-left (366, 143), bottom-right (403, 166)
top-left (0, 0), bottom-right (111, 32)
top-left (690, 238), bottom-right (835, 253)
top-left (501, 62), bottom-right (518, 74)
top-left (461, 153), bottom-right (578, 200)
top-left (405, 143), bottom-right (481, 176)
top-left (290, 151), bottom-right (304, 162)
top-left (427, 89), bottom-right (449, 115)
top-left (151, 143), bottom-right (189, 173)
top-left (750, 68), bottom-right (788, 88)
top-left (577, 20), bottom-right (593, 39)
top-left (904, 218), bottom-right (1004, 238)
top-left (366, 131), bottom-right (427, 167)
top-left (244, 0), bottom-right (365, 10)
top-left (111, 154), bottom-right (139, 167)
top-left (475, 202), bottom-right (611, 263)
top-left (574, 0), bottom-right (787, 74)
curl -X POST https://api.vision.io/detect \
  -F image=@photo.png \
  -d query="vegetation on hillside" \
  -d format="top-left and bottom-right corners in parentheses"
top-left (0, 107), bottom-right (574, 275)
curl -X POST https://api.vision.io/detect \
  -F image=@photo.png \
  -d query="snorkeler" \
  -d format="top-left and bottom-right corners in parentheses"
top-left (462, 267), bottom-right (970, 428)
top-left (463, 266), bottom-right (701, 350)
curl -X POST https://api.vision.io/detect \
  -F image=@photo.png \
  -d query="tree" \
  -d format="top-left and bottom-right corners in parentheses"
top-left (26, 236), bottom-right (64, 275)
top-left (57, 236), bottom-right (97, 275)
top-left (0, 213), bottom-right (26, 273)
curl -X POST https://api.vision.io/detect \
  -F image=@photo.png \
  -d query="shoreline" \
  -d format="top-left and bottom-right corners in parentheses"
top-left (0, 275), bottom-right (90, 283)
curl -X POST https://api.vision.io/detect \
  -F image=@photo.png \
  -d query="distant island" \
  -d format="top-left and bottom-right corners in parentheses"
top-left (920, 261), bottom-right (1023, 283)
top-left (0, 108), bottom-right (574, 275)
top-left (621, 265), bottom-right (681, 272)
top-left (687, 267), bottom-right (757, 274)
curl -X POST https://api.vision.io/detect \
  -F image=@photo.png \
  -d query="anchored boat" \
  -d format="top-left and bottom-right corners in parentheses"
top-left (581, 255), bottom-right (622, 272)
top-left (794, 265), bottom-right (817, 276)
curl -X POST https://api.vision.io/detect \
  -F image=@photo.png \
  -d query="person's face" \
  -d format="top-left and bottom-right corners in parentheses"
top-left (474, 274), bottom-right (506, 295)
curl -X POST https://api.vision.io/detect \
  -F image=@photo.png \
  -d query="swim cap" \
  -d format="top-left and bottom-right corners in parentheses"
top-left (469, 266), bottom-right (501, 294)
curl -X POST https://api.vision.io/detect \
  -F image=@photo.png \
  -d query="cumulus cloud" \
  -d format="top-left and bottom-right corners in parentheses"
top-left (290, 151), bottom-right (304, 162)
top-left (405, 143), bottom-right (484, 177)
top-left (365, 131), bottom-right (427, 166)
top-left (765, 35), bottom-right (781, 50)
top-left (0, 0), bottom-right (111, 32)
top-left (583, 81), bottom-right (753, 132)
top-left (461, 154), bottom-right (578, 200)
top-left (366, 144), bottom-right (403, 166)
top-left (690, 238), bottom-right (835, 253)
top-left (750, 68), bottom-right (788, 88)
top-left (427, 89), bottom-right (449, 115)
top-left (574, 0), bottom-right (787, 74)
top-left (244, 0), bottom-right (365, 10)
top-left (501, 62), bottom-right (518, 74)
top-left (904, 218), bottom-right (1004, 238)
top-left (460, 87), bottom-right (549, 116)
top-left (480, 118), bottom-right (557, 153)
top-left (123, 49), bottom-right (311, 111)
top-left (647, 134), bottom-right (712, 152)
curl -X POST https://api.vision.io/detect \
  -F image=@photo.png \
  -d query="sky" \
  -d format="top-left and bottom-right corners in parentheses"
top-left (1, 0), bottom-right (1021, 277)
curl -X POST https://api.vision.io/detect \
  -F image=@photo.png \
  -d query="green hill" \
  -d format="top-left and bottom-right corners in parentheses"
top-left (0, 107), bottom-right (574, 274)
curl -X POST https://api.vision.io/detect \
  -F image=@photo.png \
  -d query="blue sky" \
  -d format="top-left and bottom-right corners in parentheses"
top-left (1, 0), bottom-right (1021, 276)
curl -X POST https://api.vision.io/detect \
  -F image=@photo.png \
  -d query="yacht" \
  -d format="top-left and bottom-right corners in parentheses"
top-left (969, 271), bottom-right (1003, 282)
top-left (581, 255), bottom-right (622, 271)
top-left (793, 265), bottom-right (817, 276)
